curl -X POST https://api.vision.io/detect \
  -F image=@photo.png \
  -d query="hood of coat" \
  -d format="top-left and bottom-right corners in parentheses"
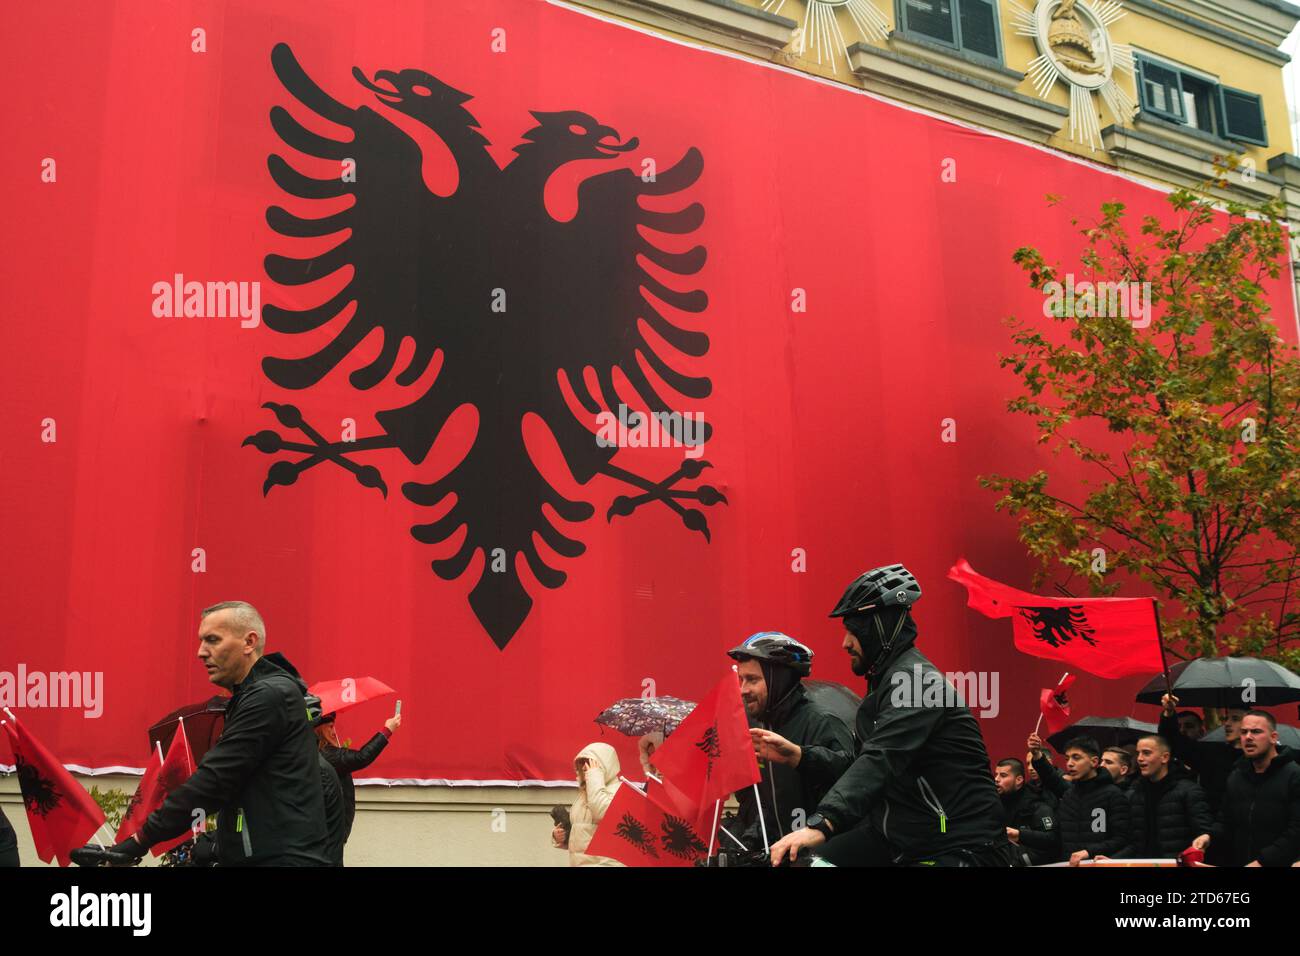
top-left (760, 666), bottom-right (805, 727)
top-left (234, 651), bottom-right (309, 696)
top-left (999, 786), bottom-right (1029, 813)
top-left (575, 742), bottom-right (621, 788)
top-left (1134, 768), bottom-right (1175, 792)
top-left (1074, 766), bottom-right (1116, 793)
top-left (860, 610), bottom-right (920, 690)
top-left (1229, 742), bottom-right (1296, 780)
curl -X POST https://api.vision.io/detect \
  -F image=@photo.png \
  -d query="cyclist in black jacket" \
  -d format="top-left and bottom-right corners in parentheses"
top-left (731, 632), bottom-right (854, 849)
top-left (113, 601), bottom-right (330, 867)
top-left (770, 565), bottom-right (1015, 867)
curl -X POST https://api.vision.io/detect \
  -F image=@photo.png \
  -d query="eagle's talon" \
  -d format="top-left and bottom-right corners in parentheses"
top-left (263, 460), bottom-right (301, 495)
top-left (607, 495), bottom-right (636, 520)
top-left (263, 401), bottom-right (305, 430)
top-left (681, 509), bottom-right (710, 541)
top-left (356, 465), bottom-right (388, 497)
top-left (243, 430), bottom-right (284, 453)
top-left (679, 459), bottom-right (711, 479)
top-left (695, 485), bottom-right (726, 506)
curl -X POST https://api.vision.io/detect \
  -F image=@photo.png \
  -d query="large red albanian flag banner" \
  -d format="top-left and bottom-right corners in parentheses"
top-left (1, 1), bottom-right (1295, 781)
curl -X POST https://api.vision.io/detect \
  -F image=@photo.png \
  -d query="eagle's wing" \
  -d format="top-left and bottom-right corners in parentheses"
top-left (536, 148), bottom-right (711, 460)
top-left (262, 43), bottom-right (476, 415)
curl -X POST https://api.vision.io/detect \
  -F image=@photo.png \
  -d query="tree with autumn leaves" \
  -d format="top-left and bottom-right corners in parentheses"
top-left (984, 168), bottom-right (1300, 670)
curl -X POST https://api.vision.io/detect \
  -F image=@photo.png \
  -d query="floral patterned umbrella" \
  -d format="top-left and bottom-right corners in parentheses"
top-left (595, 696), bottom-right (696, 738)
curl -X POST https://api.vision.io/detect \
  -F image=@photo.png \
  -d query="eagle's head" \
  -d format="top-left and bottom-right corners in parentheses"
top-left (515, 110), bottom-right (639, 162)
top-left (353, 65), bottom-right (480, 125)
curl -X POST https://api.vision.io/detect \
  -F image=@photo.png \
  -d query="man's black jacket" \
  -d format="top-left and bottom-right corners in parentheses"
top-left (734, 684), bottom-right (854, 846)
top-left (1121, 771), bottom-right (1212, 858)
top-left (1209, 746), bottom-right (1300, 867)
top-left (1031, 756), bottom-right (1130, 859)
top-left (321, 731), bottom-right (390, 843)
top-left (1158, 711), bottom-right (1238, 813)
top-left (1027, 779), bottom-right (1058, 810)
top-left (319, 753), bottom-right (346, 866)
top-left (0, 806), bottom-right (17, 863)
top-left (138, 654), bottom-right (330, 866)
top-left (1000, 786), bottom-right (1060, 865)
top-left (815, 645), bottom-right (1006, 862)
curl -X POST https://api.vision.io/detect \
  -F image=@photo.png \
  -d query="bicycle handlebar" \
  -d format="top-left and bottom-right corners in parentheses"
top-left (70, 844), bottom-right (142, 867)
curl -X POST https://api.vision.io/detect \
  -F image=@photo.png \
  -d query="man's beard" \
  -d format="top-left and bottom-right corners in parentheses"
top-left (848, 652), bottom-right (868, 677)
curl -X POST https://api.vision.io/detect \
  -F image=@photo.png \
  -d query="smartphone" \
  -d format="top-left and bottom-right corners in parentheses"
top-left (395, 699), bottom-right (402, 717)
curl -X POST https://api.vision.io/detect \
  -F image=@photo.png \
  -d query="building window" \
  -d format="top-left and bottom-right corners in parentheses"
top-left (897, 0), bottom-right (1002, 62)
top-left (1135, 54), bottom-right (1268, 147)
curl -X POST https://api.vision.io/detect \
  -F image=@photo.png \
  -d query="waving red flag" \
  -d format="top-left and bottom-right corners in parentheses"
top-left (948, 559), bottom-right (1164, 679)
top-left (645, 775), bottom-right (719, 849)
top-left (150, 718), bottom-right (197, 856)
top-left (1039, 674), bottom-right (1078, 736)
top-left (587, 781), bottom-right (708, 867)
top-left (651, 672), bottom-right (759, 809)
top-left (115, 742), bottom-right (164, 843)
top-left (2, 714), bottom-right (106, 866)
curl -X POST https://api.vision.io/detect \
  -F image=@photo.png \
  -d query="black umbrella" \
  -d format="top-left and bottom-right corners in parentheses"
top-left (804, 680), bottom-right (861, 727)
top-left (147, 696), bottom-right (228, 763)
top-left (1201, 722), bottom-right (1300, 749)
top-left (595, 696), bottom-right (695, 738)
top-left (1135, 657), bottom-right (1300, 707)
top-left (1047, 716), bottom-right (1158, 753)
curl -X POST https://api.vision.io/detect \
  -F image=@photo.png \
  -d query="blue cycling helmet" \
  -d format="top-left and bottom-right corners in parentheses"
top-left (727, 631), bottom-right (813, 677)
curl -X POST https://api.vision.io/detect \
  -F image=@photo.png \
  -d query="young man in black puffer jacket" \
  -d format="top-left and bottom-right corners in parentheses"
top-left (1029, 733), bottom-right (1130, 867)
top-left (1112, 734), bottom-right (1211, 860)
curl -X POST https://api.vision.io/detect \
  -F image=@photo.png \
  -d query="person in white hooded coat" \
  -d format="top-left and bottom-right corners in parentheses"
top-left (563, 742), bottom-right (624, 866)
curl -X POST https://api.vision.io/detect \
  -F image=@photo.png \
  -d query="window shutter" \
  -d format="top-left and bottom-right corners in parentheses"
top-left (903, 0), bottom-right (956, 45)
top-left (958, 0), bottom-right (1000, 60)
top-left (1219, 86), bottom-right (1267, 146)
top-left (1137, 58), bottom-right (1184, 122)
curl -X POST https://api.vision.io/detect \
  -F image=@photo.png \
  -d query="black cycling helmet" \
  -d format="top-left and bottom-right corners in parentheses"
top-left (829, 563), bottom-right (922, 618)
top-left (727, 631), bottom-right (813, 677)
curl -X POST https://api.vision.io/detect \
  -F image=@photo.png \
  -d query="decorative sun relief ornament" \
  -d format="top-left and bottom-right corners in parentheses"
top-left (1011, 0), bottom-right (1136, 149)
top-left (762, 0), bottom-right (890, 74)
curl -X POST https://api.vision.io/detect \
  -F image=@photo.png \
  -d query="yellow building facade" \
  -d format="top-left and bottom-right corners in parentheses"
top-left (582, 0), bottom-right (1300, 308)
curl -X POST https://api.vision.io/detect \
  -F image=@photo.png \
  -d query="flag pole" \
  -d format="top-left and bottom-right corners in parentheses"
top-left (1033, 671), bottom-right (1071, 737)
top-left (719, 824), bottom-right (748, 851)
top-left (706, 799), bottom-right (720, 860)
top-left (91, 821), bottom-right (115, 849)
top-left (768, 764), bottom-right (783, 838)
top-left (753, 784), bottom-right (770, 852)
top-left (1152, 599), bottom-right (1173, 699)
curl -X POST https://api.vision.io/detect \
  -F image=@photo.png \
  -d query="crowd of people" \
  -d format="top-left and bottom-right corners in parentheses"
top-left (991, 699), bottom-right (1300, 866)
top-left (8, 566), bottom-right (1291, 868)
top-left (554, 565), bottom-right (1300, 868)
